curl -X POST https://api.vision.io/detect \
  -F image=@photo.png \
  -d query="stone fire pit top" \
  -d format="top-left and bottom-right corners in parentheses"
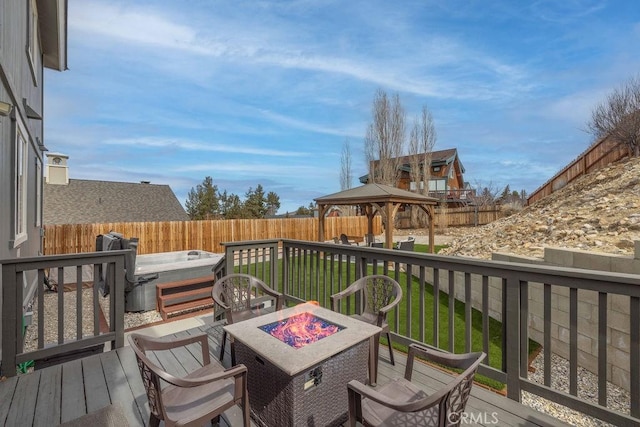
top-left (223, 302), bottom-right (381, 376)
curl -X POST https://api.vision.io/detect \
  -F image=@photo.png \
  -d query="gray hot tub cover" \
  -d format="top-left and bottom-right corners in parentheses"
top-left (96, 231), bottom-right (138, 296)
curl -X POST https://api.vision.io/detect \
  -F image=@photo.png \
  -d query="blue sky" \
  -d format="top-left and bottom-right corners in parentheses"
top-left (44, 0), bottom-right (640, 214)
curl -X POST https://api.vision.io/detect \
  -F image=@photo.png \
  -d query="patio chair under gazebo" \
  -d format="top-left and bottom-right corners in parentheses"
top-left (315, 183), bottom-right (438, 252)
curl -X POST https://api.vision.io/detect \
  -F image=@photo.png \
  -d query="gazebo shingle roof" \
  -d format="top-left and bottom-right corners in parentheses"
top-left (315, 183), bottom-right (438, 205)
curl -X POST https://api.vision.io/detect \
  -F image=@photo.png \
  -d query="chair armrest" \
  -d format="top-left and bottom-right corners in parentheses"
top-left (211, 290), bottom-right (230, 311)
top-left (166, 364), bottom-right (248, 388)
top-left (408, 344), bottom-right (485, 369)
top-left (376, 286), bottom-right (403, 325)
top-left (348, 380), bottom-right (439, 413)
top-left (130, 333), bottom-right (211, 366)
top-left (378, 295), bottom-right (401, 315)
top-left (256, 282), bottom-right (284, 310)
top-left (405, 344), bottom-right (485, 382)
top-left (330, 285), bottom-right (360, 311)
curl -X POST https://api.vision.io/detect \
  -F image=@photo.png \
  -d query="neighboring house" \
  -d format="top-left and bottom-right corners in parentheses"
top-left (0, 0), bottom-right (68, 362)
top-left (360, 148), bottom-right (473, 206)
top-left (43, 153), bottom-right (188, 224)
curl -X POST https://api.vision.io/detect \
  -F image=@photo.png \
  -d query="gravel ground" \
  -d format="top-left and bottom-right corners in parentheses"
top-left (97, 290), bottom-right (163, 330)
top-left (522, 351), bottom-right (630, 426)
top-left (23, 286), bottom-right (162, 354)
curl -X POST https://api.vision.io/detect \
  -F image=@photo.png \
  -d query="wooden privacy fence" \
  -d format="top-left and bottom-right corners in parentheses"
top-left (43, 216), bottom-right (382, 255)
top-left (434, 206), bottom-right (503, 227)
top-left (397, 205), bottom-right (503, 228)
top-left (527, 135), bottom-right (629, 205)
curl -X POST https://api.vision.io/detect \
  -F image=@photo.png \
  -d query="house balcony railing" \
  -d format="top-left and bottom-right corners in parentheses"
top-left (428, 188), bottom-right (475, 200)
top-left (1, 251), bottom-right (127, 377)
top-left (2, 240), bottom-right (639, 425)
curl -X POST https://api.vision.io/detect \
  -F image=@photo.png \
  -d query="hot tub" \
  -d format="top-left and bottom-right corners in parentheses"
top-left (126, 250), bottom-right (225, 312)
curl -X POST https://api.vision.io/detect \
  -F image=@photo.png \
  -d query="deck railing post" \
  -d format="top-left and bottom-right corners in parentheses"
top-left (224, 245), bottom-right (234, 278)
top-left (112, 256), bottom-right (125, 349)
top-left (282, 244), bottom-right (290, 297)
top-left (270, 241), bottom-right (279, 292)
top-left (504, 274), bottom-right (521, 401)
top-left (1, 264), bottom-right (18, 377)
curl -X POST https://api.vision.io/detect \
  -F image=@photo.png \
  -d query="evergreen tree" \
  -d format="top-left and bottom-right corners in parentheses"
top-left (219, 190), bottom-right (243, 219)
top-left (185, 176), bottom-right (219, 220)
top-left (266, 191), bottom-right (281, 216)
top-left (244, 185), bottom-right (268, 218)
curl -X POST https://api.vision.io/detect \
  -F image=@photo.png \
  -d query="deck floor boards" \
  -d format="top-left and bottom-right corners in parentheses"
top-left (60, 359), bottom-right (86, 423)
top-left (101, 349), bottom-right (145, 426)
top-left (82, 354), bottom-right (110, 414)
top-left (0, 321), bottom-right (568, 426)
top-left (116, 346), bottom-right (150, 426)
top-left (33, 363), bottom-right (61, 427)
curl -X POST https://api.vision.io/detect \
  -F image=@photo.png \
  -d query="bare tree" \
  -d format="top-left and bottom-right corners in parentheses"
top-left (469, 180), bottom-right (501, 207)
top-left (588, 75), bottom-right (640, 156)
top-left (364, 89), bottom-right (405, 185)
top-left (340, 139), bottom-right (353, 191)
top-left (410, 106), bottom-right (437, 194)
top-left (408, 106), bottom-right (437, 226)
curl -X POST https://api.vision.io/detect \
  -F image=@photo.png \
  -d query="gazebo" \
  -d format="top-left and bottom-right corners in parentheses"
top-left (314, 183), bottom-right (439, 253)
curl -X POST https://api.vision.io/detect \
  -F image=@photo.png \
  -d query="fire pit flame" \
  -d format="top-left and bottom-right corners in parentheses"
top-left (259, 312), bottom-right (344, 349)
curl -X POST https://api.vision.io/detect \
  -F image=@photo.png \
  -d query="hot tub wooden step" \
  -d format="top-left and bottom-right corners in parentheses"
top-left (156, 276), bottom-right (214, 320)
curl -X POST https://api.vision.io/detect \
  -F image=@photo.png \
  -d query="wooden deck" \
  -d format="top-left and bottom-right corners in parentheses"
top-left (0, 320), bottom-right (567, 426)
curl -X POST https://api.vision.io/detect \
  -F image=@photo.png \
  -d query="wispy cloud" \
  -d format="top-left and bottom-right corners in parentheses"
top-left (173, 162), bottom-right (324, 176)
top-left (71, 1), bottom-right (531, 102)
top-left (104, 137), bottom-right (309, 157)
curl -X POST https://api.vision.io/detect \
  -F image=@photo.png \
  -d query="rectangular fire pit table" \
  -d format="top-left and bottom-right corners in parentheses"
top-left (223, 302), bottom-right (381, 427)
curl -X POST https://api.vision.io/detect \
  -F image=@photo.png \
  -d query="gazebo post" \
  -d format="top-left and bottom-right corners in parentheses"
top-left (317, 204), bottom-right (327, 242)
top-left (384, 202), bottom-right (393, 249)
top-left (428, 206), bottom-right (435, 254)
top-left (364, 205), bottom-right (375, 241)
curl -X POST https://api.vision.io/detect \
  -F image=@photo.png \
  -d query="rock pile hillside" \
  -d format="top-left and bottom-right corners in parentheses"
top-left (439, 157), bottom-right (640, 260)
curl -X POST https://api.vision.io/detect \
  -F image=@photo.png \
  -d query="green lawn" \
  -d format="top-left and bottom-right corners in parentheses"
top-left (414, 243), bottom-right (446, 253)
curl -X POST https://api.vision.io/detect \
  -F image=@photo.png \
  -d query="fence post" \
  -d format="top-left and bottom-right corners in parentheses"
top-left (474, 205), bottom-right (479, 227)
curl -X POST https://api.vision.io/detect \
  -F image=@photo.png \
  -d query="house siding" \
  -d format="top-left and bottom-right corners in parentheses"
top-left (1, 0), bottom-right (64, 368)
top-left (1, 0), bottom-right (46, 261)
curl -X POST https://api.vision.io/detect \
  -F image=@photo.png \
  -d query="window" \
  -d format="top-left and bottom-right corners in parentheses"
top-left (429, 179), bottom-right (447, 192)
top-left (35, 158), bottom-right (42, 226)
top-left (409, 181), bottom-right (424, 191)
top-left (26, 0), bottom-right (39, 83)
top-left (14, 118), bottom-right (29, 247)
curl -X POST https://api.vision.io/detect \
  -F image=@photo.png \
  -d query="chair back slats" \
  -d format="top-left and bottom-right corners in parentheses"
top-left (362, 276), bottom-right (401, 317)
top-left (212, 273), bottom-right (283, 322)
top-left (130, 335), bottom-right (165, 421)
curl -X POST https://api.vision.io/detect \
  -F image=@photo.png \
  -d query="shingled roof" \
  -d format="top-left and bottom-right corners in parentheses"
top-left (359, 148), bottom-right (464, 183)
top-left (44, 179), bottom-right (188, 225)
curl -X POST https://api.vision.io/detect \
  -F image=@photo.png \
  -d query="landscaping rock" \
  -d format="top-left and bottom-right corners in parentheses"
top-left (439, 157), bottom-right (640, 260)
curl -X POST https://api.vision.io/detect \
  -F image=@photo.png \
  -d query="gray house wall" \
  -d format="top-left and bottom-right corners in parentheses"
top-left (1, 1), bottom-right (47, 261)
top-left (0, 0), bottom-right (67, 370)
